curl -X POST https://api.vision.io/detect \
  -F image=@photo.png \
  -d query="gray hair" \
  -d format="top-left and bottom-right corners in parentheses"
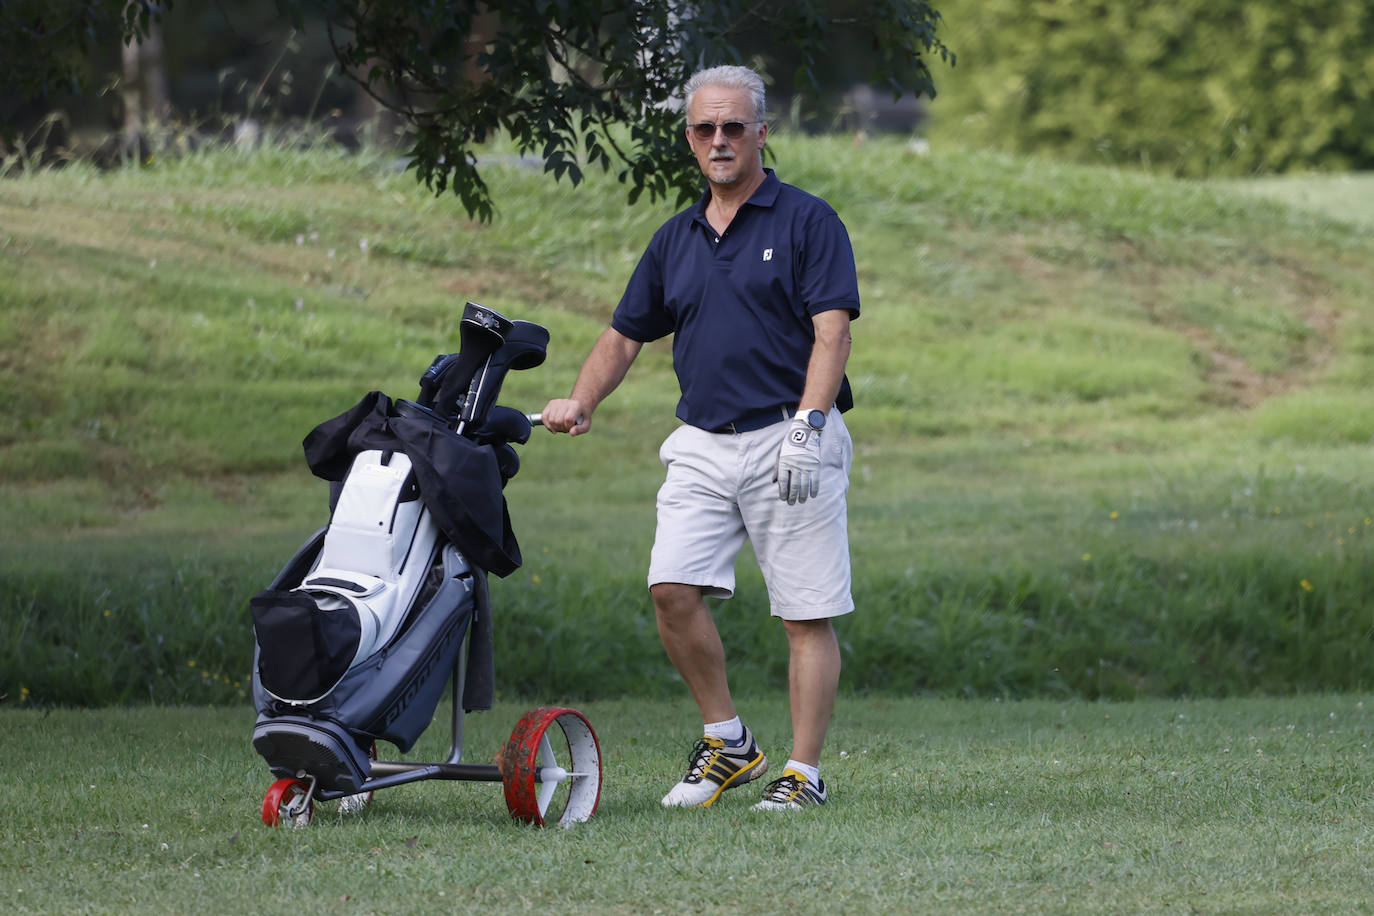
top-left (683, 65), bottom-right (767, 122)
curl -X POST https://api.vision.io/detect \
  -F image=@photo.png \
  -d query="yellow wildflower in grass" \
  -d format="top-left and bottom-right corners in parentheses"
top-left (187, 659), bottom-right (196, 668)
top-left (20, 686), bottom-right (30, 702)
top-left (103, 609), bottom-right (112, 618)
top-left (1081, 553), bottom-right (1092, 562)
top-left (1300, 579), bottom-right (1314, 592)
top-left (1109, 511), bottom-right (1119, 519)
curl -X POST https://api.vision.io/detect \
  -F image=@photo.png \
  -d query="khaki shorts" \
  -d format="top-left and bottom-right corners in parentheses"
top-left (647, 409), bottom-right (854, 620)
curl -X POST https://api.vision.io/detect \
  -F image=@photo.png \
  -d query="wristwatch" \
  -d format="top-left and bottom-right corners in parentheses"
top-left (795, 408), bottom-right (827, 431)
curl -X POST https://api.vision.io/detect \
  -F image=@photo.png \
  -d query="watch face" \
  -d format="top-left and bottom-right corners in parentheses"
top-left (806, 409), bottom-right (827, 430)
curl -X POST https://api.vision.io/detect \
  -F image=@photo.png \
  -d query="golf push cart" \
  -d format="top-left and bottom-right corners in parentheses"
top-left (249, 302), bottom-right (601, 828)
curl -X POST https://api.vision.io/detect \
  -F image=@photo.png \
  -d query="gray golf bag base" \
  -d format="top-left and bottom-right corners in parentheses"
top-left (251, 717), bottom-right (372, 796)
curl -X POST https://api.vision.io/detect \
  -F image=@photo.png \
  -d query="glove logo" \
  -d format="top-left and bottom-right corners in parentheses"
top-left (789, 428), bottom-right (809, 445)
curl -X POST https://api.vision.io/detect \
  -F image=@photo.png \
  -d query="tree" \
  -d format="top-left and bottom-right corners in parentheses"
top-left (120, 4), bottom-right (171, 159)
top-left (1, 0), bottom-right (163, 155)
top-left (0, 1), bottom-right (172, 100)
top-left (3, 0), bottom-right (950, 218)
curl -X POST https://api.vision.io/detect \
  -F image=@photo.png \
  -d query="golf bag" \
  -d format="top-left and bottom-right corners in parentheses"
top-left (249, 302), bottom-right (548, 796)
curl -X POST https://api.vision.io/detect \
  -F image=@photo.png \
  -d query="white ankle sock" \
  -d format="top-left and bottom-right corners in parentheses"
top-left (784, 759), bottom-right (820, 786)
top-left (703, 716), bottom-right (744, 745)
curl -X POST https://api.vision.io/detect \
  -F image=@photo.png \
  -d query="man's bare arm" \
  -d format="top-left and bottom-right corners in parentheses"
top-left (540, 327), bottom-right (644, 436)
top-left (799, 310), bottom-right (852, 412)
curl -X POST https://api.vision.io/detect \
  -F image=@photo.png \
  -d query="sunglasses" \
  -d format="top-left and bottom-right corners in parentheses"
top-left (688, 120), bottom-right (764, 141)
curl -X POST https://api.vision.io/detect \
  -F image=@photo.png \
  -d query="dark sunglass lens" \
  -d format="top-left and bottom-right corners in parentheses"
top-left (691, 121), bottom-right (754, 140)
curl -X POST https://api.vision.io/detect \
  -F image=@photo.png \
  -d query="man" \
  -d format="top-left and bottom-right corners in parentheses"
top-left (541, 64), bottom-right (858, 811)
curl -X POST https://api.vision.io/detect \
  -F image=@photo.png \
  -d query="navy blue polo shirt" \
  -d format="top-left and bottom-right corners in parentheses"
top-left (611, 169), bottom-right (860, 431)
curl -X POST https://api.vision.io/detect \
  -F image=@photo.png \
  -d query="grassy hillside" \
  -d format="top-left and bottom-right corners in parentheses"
top-left (2, 137), bottom-right (1372, 704)
top-left (1222, 172), bottom-right (1374, 230)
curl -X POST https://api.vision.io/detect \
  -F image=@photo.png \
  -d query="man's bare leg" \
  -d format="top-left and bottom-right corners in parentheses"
top-left (653, 582), bottom-right (770, 807)
top-left (651, 582), bottom-right (735, 723)
top-left (780, 617), bottom-right (840, 767)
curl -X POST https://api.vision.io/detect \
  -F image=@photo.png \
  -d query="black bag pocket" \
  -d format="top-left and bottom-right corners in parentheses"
top-left (251, 588), bottom-right (362, 703)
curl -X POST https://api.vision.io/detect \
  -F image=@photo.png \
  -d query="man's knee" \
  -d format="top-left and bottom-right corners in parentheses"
top-left (781, 616), bottom-right (837, 643)
top-left (651, 582), bottom-right (705, 616)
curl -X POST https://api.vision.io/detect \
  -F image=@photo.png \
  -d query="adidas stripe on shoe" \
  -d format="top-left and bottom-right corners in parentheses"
top-left (661, 728), bottom-right (769, 808)
top-left (750, 768), bottom-right (827, 810)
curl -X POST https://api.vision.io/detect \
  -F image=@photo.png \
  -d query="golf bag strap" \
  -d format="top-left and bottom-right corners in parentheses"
top-left (463, 566), bottom-right (495, 712)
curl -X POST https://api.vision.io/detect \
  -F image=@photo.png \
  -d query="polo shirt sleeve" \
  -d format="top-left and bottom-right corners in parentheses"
top-left (610, 235), bottom-right (676, 343)
top-left (800, 211), bottom-right (861, 320)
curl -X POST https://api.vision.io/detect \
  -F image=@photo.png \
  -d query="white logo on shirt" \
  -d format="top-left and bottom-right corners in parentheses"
top-left (763, 248), bottom-right (773, 261)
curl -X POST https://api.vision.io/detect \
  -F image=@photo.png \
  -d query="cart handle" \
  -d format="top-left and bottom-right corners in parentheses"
top-left (524, 412), bottom-right (584, 428)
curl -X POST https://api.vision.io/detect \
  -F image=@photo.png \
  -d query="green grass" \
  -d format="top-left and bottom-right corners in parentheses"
top-left (3, 695), bottom-right (1372, 913)
top-left (2, 139), bottom-right (1374, 704)
top-left (1220, 172), bottom-right (1374, 230)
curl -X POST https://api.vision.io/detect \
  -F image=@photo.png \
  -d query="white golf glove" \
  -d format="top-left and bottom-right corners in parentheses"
top-left (773, 419), bottom-right (822, 504)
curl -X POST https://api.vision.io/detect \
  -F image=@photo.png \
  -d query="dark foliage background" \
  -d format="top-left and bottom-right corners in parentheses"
top-left (1, 0), bottom-right (949, 218)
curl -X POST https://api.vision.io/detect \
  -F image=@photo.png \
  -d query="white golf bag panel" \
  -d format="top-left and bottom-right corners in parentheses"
top-left (319, 450), bottom-right (429, 579)
top-left (258, 449), bottom-right (444, 706)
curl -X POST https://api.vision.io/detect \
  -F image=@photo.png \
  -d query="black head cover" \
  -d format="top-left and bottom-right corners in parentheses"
top-left (430, 302), bottom-right (515, 418)
top-left (473, 405), bottom-right (534, 446)
top-left (458, 320), bottom-right (550, 430)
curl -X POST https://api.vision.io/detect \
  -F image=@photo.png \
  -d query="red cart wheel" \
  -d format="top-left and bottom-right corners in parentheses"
top-left (500, 707), bottom-right (601, 826)
top-left (262, 777), bottom-right (314, 827)
top-left (336, 741), bottom-right (378, 816)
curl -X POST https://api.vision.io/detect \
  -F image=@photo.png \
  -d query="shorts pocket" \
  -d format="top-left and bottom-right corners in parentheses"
top-left (659, 424), bottom-right (687, 467)
top-left (825, 414), bottom-right (852, 474)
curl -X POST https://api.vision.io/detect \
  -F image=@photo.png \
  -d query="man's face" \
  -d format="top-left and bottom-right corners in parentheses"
top-left (685, 85), bottom-right (767, 188)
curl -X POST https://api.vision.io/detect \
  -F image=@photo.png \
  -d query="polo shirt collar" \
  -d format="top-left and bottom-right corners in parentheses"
top-left (693, 168), bottom-right (782, 219)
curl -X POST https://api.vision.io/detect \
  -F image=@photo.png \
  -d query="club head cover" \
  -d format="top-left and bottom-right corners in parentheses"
top-left (473, 406), bottom-right (533, 446)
